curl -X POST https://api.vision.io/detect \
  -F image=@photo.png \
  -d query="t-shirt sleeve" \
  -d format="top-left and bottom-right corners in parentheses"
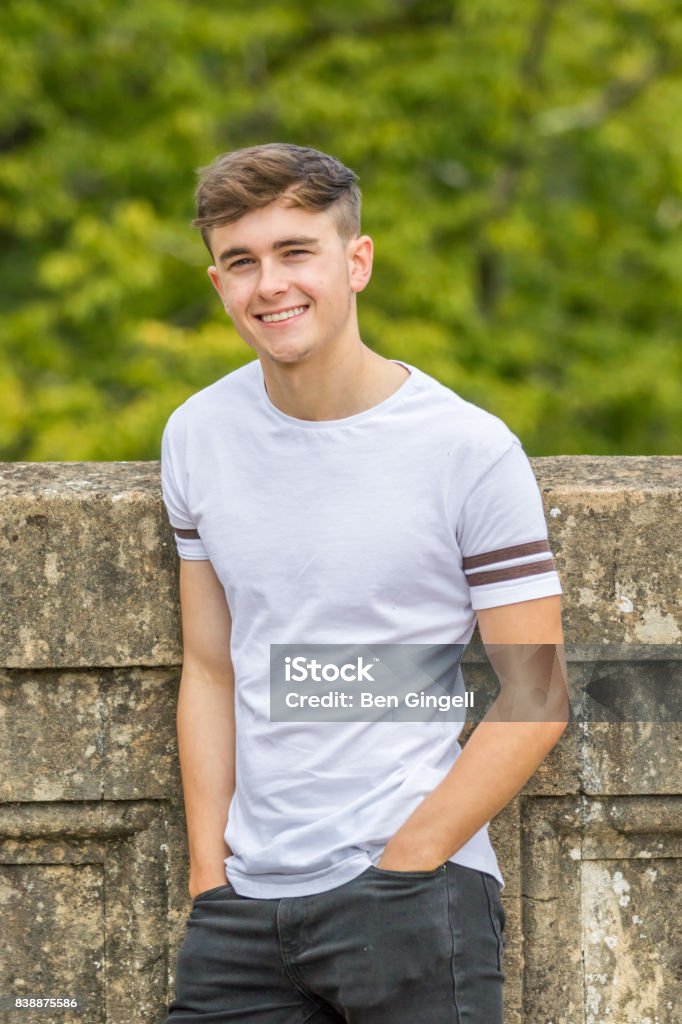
top-left (160, 416), bottom-right (210, 561)
top-left (456, 439), bottom-right (562, 610)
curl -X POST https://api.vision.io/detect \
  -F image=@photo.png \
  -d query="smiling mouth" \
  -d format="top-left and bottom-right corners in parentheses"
top-left (256, 305), bottom-right (309, 323)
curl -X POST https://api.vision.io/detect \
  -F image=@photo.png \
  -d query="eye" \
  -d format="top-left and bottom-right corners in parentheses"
top-left (228, 257), bottom-right (254, 270)
top-left (285, 249), bottom-right (310, 257)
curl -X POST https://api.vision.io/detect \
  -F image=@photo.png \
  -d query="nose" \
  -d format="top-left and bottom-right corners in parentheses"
top-left (257, 259), bottom-right (288, 300)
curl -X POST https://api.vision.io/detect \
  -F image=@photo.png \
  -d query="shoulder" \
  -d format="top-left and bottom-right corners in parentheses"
top-left (406, 363), bottom-right (519, 465)
top-left (162, 359), bottom-right (260, 441)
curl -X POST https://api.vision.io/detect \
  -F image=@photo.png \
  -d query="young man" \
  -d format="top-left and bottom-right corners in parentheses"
top-left (160, 143), bottom-right (568, 1023)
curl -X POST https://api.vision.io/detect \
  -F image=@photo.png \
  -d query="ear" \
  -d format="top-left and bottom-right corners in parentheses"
top-left (207, 265), bottom-right (223, 300)
top-left (207, 266), bottom-right (231, 313)
top-left (348, 234), bottom-right (374, 294)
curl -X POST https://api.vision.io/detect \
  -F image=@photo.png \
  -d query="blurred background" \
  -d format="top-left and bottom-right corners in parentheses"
top-left (1, 0), bottom-right (680, 460)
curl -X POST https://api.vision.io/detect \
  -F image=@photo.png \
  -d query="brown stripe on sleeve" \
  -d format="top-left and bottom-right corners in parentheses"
top-left (466, 558), bottom-right (556, 587)
top-left (174, 527), bottom-right (201, 539)
top-left (462, 539), bottom-right (550, 570)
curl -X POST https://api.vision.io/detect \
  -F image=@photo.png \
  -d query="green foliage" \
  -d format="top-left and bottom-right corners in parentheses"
top-left (1, 0), bottom-right (681, 458)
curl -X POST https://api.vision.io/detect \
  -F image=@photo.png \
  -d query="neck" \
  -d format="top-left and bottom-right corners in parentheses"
top-left (259, 342), bottom-right (409, 422)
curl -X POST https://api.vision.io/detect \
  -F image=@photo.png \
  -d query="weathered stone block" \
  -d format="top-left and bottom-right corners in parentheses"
top-left (533, 456), bottom-right (681, 645)
top-left (0, 463), bottom-right (181, 668)
top-left (521, 795), bottom-right (682, 1024)
top-left (0, 802), bottom-right (173, 1023)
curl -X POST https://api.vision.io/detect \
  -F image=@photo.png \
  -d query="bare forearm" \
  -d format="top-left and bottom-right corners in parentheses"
top-left (176, 671), bottom-right (236, 879)
top-left (378, 713), bottom-right (567, 869)
top-left (379, 635), bottom-right (569, 869)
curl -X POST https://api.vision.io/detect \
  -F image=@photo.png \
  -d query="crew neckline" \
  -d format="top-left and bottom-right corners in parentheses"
top-left (255, 359), bottom-right (419, 429)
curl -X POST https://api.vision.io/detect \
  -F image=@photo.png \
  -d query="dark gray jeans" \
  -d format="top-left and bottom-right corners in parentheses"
top-left (165, 861), bottom-right (506, 1023)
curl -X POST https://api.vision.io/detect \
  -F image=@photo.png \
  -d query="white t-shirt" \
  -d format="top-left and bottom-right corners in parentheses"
top-left (161, 358), bottom-right (562, 897)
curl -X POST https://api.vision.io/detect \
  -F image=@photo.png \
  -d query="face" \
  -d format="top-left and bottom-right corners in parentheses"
top-left (206, 197), bottom-right (373, 367)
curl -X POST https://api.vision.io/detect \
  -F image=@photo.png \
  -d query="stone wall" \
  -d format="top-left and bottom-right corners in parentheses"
top-left (0, 458), bottom-right (680, 1024)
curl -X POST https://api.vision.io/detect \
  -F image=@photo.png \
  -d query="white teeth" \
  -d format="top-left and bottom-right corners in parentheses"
top-left (260, 306), bottom-right (307, 323)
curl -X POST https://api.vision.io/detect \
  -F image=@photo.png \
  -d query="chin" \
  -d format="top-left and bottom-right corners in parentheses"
top-left (263, 344), bottom-right (315, 366)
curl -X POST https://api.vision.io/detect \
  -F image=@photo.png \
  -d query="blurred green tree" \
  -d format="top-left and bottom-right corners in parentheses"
top-left (1, 0), bottom-right (680, 458)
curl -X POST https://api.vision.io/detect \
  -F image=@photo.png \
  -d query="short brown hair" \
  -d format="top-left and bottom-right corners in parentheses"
top-left (192, 143), bottom-right (361, 254)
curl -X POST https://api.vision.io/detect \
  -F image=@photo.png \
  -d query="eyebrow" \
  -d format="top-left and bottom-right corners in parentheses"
top-left (218, 237), bottom-right (320, 264)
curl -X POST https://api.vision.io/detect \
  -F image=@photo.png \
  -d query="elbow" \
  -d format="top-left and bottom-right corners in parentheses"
top-left (548, 705), bottom-right (570, 743)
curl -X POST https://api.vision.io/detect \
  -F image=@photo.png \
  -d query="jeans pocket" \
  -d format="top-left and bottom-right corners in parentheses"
top-left (192, 882), bottom-right (233, 905)
top-left (368, 863), bottom-right (447, 879)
